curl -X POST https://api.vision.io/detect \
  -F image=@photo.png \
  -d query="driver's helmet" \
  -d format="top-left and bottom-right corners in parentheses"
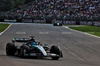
top-left (29, 36), bottom-right (36, 45)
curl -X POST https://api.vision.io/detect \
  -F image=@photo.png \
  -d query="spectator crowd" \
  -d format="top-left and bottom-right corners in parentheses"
top-left (7, 0), bottom-right (100, 20)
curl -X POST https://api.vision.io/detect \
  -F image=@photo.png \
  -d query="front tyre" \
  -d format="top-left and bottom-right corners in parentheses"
top-left (6, 43), bottom-right (16, 56)
top-left (20, 45), bottom-right (29, 58)
top-left (50, 45), bottom-right (63, 60)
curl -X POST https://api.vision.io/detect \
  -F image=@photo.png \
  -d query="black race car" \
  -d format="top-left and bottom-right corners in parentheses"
top-left (6, 36), bottom-right (63, 60)
top-left (53, 23), bottom-right (62, 26)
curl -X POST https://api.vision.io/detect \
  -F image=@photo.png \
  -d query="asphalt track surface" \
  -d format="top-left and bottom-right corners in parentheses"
top-left (0, 24), bottom-right (100, 66)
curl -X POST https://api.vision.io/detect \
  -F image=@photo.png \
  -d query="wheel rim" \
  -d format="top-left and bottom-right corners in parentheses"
top-left (20, 48), bottom-right (26, 57)
top-left (23, 49), bottom-right (26, 56)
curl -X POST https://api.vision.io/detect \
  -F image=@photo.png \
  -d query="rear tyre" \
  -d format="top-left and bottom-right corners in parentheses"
top-left (53, 23), bottom-right (56, 26)
top-left (50, 45), bottom-right (62, 60)
top-left (20, 45), bottom-right (29, 58)
top-left (6, 43), bottom-right (16, 56)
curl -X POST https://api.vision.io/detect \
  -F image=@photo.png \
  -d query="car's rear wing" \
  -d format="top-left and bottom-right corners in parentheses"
top-left (12, 38), bottom-right (30, 42)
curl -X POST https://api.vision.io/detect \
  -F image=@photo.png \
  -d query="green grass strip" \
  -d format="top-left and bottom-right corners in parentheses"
top-left (0, 23), bottom-right (10, 32)
top-left (69, 25), bottom-right (100, 37)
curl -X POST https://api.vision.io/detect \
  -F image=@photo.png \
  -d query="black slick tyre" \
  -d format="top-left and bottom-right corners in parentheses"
top-left (6, 43), bottom-right (16, 56)
top-left (50, 45), bottom-right (62, 60)
top-left (20, 45), bottom-right (29, 58)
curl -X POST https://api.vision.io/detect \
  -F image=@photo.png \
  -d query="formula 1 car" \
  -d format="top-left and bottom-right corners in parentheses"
top-left (6, 36), bottom-right (63, 60)
top-left (53, 23), bottom-right (62, 26)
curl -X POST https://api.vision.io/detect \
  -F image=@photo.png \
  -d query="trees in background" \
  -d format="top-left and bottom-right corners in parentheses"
top-left (0, 0), bottom-right (34, 11)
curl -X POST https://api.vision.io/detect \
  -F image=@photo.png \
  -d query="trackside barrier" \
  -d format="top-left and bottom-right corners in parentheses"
top-left (21, 18), bottom-right (100, 26)
top-left (22, 18), bottom-right (46, 23)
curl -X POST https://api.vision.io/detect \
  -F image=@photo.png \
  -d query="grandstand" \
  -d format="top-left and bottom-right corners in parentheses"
top-left (1, 0), bottom-right (100, 22)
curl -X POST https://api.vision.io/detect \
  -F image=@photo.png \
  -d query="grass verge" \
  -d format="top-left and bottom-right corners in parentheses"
top-left (69, 25), bottom-right (100, 37)
top-left (0, 23), bottom-right (10, 32)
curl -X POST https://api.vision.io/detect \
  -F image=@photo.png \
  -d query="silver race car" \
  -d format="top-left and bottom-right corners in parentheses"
top-left (6, 36), bottom-right (63, 60)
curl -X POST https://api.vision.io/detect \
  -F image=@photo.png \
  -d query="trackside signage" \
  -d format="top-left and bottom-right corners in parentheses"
top-left (33, 19), bottom-right (46, 23)
top-left (22, 19), bottom-right (32, 23)
top-left (63, 21), bottom-right (76, 24)
top-left (94, 22), bottom-right (100, 26)
top-left (21, 18), bottom-right (100, 26)
top-left (22, 19), bottom-right (46, 23)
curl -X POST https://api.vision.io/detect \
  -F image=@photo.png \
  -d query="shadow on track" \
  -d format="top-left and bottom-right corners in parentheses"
top-left (0, 54), bottom-right (61, 61)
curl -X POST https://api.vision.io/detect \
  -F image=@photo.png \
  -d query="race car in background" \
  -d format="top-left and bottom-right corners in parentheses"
top-left (52, 19), bottom-right (62, 26)
top-left (53, 22), bottom-right (62, 26)
top-left (6, 36), bottom-right (63, 60)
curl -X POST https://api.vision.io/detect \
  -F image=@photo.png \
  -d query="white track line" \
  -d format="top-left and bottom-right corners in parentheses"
top-left (63, 26), bottom-right (100, 39)
top-left (0, 24), bottom-right (12, 35)
top-left (59, 44), bottom-right (84, 61)
top-left (0, 22), bottom-right (52, 25)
